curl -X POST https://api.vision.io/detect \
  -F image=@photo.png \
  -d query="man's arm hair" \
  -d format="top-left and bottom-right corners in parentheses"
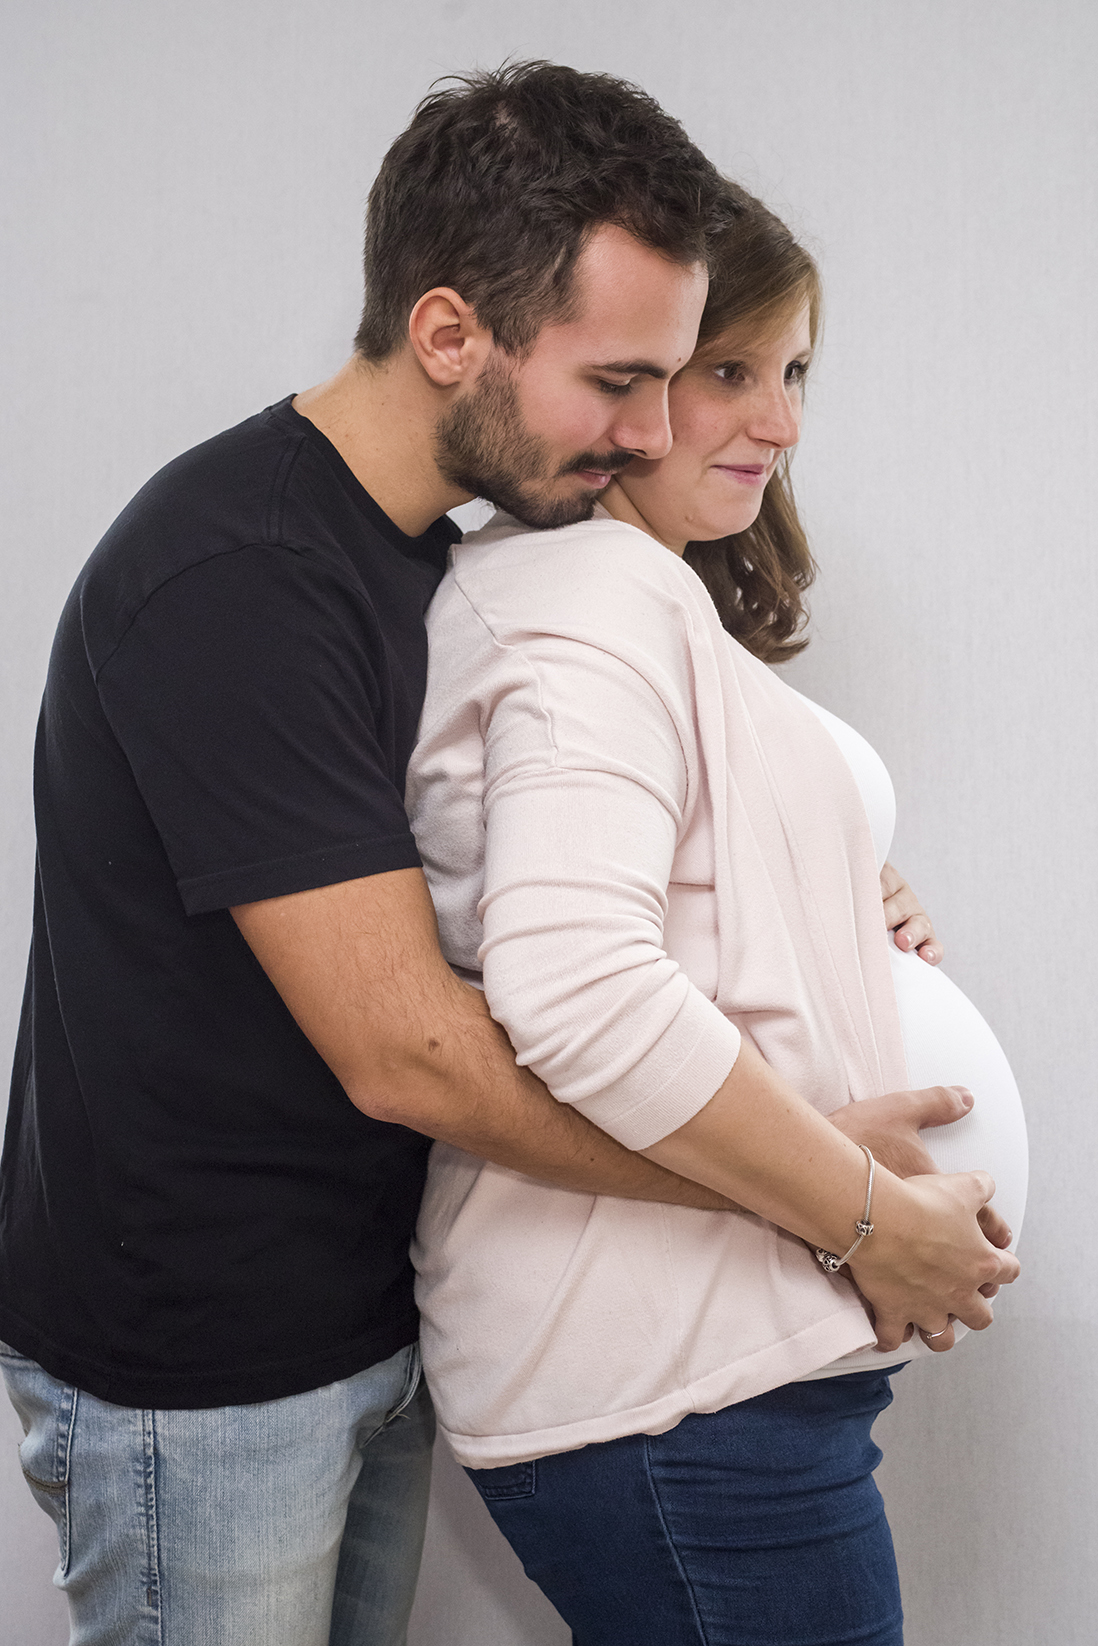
top-left (231, 866), bottom-right (735, 1210)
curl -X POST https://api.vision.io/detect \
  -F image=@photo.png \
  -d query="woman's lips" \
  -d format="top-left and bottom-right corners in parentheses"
top-left (714, 464), bottom-right (768, 485)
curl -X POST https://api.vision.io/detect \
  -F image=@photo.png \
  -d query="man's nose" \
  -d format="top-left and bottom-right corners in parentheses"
top-left (609, 388), bottom-right (674, 461)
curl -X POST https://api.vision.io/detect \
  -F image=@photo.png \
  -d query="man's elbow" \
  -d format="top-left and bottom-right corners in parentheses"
top-left (336, 1037), bottom-right (458, 1133)
top-left (345, 1078), bottom-right (428, 1130)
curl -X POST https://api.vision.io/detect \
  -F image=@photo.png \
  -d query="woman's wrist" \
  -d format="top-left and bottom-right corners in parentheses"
top-left (814, 1145), bottom-right (875, 1272)
top-left (641, 1037), bottom-right (899, 1254)
top-left (841, 1167), bottom-right (968, 1290)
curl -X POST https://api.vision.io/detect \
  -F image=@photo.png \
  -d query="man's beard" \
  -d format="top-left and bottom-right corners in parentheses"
top-left (435, 360), bottom-right (634, 530)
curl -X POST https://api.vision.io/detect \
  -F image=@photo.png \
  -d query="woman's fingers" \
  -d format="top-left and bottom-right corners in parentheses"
top-left (869, 1283), bottom-right (992, 1351)
top-left (977, 1200), bottom-right (1013, 1249)
top-left (947, 1289), bottom-right (997, 1333)
top-left (880, 862), bottom-right (943, 964)
top-left (957, 1172), bottom-right (1021, 1292)
top-left (869, 1310), bottom-right (914, 1354)
top-left (873, 1306), bottom-right (959, 1352)
top-left (961, 1167), bottom-right (997, 1208)
top-left (896, 922), bottom-right (943, 963)
top-left (892, 913), bottom-right (930, 948)
top-left (852, 1167), bottom-right (1020, 1351)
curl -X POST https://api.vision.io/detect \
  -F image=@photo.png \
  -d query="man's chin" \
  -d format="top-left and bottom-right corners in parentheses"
top-left (501, 487), bottom-right (601, 532)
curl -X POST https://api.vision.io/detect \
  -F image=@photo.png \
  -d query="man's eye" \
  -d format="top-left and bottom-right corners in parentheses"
top-left (597, 379), bottom-right (633, 396)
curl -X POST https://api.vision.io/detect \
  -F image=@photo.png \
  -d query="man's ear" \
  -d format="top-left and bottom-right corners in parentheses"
top-left (408, 288), bottom-right (493, 387)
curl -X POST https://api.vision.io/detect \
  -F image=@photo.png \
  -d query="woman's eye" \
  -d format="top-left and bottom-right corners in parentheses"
top-left (597, 379), bottom-right (633, 397)
top-left (785, 360), bottom-right (809, 385)
top-left (714, 363), bottom-right (745, 384)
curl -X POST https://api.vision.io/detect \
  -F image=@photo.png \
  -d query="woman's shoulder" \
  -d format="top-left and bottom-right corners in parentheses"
top-left (452, 509), bottom-right (713, 641)
top-left (460, 507), bottom-right (678, 571)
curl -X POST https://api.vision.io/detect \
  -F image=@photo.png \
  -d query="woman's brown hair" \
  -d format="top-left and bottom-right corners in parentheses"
top-left (683, 185), bottom-right (821, 664)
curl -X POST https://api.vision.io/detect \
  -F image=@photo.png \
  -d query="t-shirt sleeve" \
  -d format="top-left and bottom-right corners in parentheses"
top-left (476, 632), bottom-right (742, 1151)
top-left (95, 545), bottom-right (422, 914)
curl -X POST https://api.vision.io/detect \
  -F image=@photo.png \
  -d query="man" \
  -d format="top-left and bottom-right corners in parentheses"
top-left (0, 62), bottom-right (735, 1645)
top-left (0, 60), bottom-right (1006, 1646)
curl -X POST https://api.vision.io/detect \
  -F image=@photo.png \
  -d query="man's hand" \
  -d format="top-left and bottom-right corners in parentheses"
top-left (828, 1085), bottom-right (1012, 1252)
top-left (829, 1084), bottom-right (966, 1179)
top-left (882, 862), bottom-right (942, 965)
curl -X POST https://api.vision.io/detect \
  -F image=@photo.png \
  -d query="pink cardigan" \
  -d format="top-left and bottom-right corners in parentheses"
top-left (408, 513), bottom-right (910, 1468)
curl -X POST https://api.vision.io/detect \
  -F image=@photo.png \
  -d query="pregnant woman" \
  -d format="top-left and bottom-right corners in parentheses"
top-left (407, 184), bottom-right (1026, 1645)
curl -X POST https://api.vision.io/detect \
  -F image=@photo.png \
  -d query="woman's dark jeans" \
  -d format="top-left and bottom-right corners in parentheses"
top-left (467, 1366), bottom-right (905, 1645)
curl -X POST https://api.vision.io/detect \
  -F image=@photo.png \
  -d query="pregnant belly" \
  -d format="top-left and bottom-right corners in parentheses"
top-left (890, 941), bottom-right (1028, 1245)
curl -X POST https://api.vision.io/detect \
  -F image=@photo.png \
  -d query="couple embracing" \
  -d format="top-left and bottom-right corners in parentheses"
top-left (0, 60), bottom-right (1023, 1646)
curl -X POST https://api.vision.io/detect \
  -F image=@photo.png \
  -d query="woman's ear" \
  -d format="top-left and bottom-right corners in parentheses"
top-left (408, 288), bottom-right (493, 387)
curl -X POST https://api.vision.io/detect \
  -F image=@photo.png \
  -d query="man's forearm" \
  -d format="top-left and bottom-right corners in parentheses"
top-left (232, 869), bottom-right (735, 1211)
top-left (368, 968), bottom-right (736, 1208)
top-left (414, 995), bottom-right (736, 1208)
top-left (339, 974), bottom-right (737, 1211)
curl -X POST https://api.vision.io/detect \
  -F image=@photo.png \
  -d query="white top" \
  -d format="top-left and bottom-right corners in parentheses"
top-left (793, 697), bottom-right (1027, 1377)
top-left (408, 511), bottom-right (1027, 1466)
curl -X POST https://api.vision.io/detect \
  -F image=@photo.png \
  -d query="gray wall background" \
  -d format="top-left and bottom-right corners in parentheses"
top-left (2, 2), bottom-right (1094, 1642)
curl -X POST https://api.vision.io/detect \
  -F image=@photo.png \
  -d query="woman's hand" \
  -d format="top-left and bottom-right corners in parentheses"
top-left (845, 1167), bottom-right (1019, 1354)
top-left (881, 862), bottom-right (941, 964)
top-left (642, 1038), bottom-right (1019, 1346)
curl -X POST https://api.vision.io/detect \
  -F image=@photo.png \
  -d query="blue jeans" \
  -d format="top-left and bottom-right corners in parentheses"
top-left (467, 1368), bottom-right (904, 1646)
top-left (0, 1337), bottom-right (434, 1646)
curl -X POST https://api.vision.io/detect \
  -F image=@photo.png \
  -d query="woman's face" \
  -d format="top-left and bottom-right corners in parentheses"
top-left (611, 301), bottom-right (812, 550)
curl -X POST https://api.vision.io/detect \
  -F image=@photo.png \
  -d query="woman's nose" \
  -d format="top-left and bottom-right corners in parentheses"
top-left (748, 382), bottom-right (801, 451)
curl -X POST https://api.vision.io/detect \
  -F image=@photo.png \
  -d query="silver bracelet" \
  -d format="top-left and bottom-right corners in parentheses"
top-left (815, 1146), bottom-right (875, 1273)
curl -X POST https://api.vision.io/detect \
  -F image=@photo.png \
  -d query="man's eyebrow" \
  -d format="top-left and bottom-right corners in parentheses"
top-left (591, 360), bottom-right (670, 380)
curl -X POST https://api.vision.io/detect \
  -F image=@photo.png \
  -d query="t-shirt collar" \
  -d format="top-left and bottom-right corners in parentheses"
top-left (271, 395), bottom-right (461, 565)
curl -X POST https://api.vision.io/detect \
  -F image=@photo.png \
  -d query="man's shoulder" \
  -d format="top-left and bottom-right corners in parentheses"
top-left (71, 399), bottom-right (353, 669)
top-left (91, 398), bottom-right (304, 571)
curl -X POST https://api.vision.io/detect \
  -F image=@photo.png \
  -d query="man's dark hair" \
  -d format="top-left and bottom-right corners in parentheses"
top-left (354, 61), bottom-right (732, 361)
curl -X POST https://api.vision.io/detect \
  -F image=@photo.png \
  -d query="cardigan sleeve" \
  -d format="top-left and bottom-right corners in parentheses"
top-left (476, 629), bottom-right (741, 1151)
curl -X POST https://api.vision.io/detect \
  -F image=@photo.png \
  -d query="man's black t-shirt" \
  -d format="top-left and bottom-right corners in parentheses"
top-left (0, 398), bottom-right (460, 1407)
